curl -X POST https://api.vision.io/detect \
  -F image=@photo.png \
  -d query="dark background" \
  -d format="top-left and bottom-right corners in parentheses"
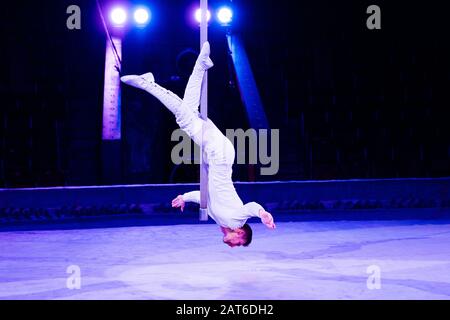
top-left (0, 0), bottom-right (448, 188)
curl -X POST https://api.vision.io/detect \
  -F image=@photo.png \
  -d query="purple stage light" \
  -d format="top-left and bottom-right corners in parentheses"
top-left (195, 8), bottom-right (211, 23)
top-left (110, 7), bottom-right (127, 26)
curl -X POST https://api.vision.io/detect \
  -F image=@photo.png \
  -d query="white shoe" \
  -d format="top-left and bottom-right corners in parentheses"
top-left (121, 72), bottom-right (155, 89)
top-left (195, 41), bottom-right (214, 70)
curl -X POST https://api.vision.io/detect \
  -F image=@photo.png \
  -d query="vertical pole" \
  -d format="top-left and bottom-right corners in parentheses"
top-left (199, 0), bottom-right (208, 221)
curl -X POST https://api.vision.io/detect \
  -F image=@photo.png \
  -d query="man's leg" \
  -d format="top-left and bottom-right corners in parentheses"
top-left (121, 72), bottom-right (183, 116)
top-left (175, 42), bottom-right (214, 143)
top-left (180, 42), bottom-right (214, 114)
top-left (121, 42), bottom-right (213, 143)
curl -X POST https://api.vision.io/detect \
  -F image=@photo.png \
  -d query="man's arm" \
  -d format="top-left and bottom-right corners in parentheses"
top-left (182, 191), bottom-right (200, 204)
top-left (243, 202), bottom-right (276, 229)
top-left (172, 191), bottom-right (200, 212)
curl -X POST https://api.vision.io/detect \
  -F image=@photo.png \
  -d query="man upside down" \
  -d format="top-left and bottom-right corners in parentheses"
top-left (121, 42), bottom-right (276, 248)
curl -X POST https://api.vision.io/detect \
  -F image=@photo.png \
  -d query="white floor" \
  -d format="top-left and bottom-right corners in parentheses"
top-left (1, 220), bottom-right (450, 299)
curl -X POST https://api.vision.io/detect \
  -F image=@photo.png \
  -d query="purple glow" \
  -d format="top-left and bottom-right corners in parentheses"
top-left (110, 7), bottom-right (127, 26)
top-left (195, 8), bottom-right (211, 23)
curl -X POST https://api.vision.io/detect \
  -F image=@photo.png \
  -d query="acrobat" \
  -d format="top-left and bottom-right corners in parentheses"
top-left (121, 42), bottom-right (276, 247)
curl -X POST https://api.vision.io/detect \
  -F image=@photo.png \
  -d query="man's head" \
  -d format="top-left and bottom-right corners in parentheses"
top-left (222, 224), bottom-right (253, 247)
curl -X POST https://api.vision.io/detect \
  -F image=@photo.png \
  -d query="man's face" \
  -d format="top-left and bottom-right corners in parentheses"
top-left (222, 230), bottom-right (245, 248)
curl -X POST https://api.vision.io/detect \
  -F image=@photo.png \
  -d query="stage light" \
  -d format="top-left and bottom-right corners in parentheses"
top-left (217, 7), bottom-right (233, 25)
top-left (110, 7), bottom-right (127, 26)
top-left (195, 8), bottom-right (211, 23)
top-left (134, 7), bottom-right (150, 25)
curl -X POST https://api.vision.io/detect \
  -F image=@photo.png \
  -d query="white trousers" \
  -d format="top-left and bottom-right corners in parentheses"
top-left (143, 67), bottom-right (235, 166)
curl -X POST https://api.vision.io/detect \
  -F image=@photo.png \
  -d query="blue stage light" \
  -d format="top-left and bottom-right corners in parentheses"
top-left (217, 7), bottom-right (233, 25)
top-left (134, 7), bottom-right (151, 26)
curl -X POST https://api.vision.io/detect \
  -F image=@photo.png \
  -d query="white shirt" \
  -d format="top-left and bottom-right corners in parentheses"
top-left (182, 123), bottom-right (264, 229)
top-left (182, 190), bottom-right (263, 230)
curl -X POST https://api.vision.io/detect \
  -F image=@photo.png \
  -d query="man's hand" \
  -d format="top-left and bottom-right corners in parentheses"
top-left (260, 209), bottom-right (276, 229)
top-left (171, 195), bottom-right (185, 212)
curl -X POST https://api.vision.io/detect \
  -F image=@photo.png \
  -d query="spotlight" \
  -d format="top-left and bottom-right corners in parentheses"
top-left (217, 7), bottom-right (233, 25)
top-left (134, 7), bottom-right (150, 26)
top-left (110, 7), bottom-right (127, 26)
top-left (195, 8), bottom-right (211, 23)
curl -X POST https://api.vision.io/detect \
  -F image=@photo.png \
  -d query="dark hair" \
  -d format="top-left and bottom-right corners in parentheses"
top-left (241, 223), bottom-right (253, 247)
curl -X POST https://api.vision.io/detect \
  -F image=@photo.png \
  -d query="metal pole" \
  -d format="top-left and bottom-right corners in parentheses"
top-left (199, 0), bottom-right (208, 221)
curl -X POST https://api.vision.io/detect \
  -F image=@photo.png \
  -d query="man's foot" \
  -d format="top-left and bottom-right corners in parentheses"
top-left (121, 72), bottom-right (155, 89)
top-left (195, 41), bottom-right (214, 71)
